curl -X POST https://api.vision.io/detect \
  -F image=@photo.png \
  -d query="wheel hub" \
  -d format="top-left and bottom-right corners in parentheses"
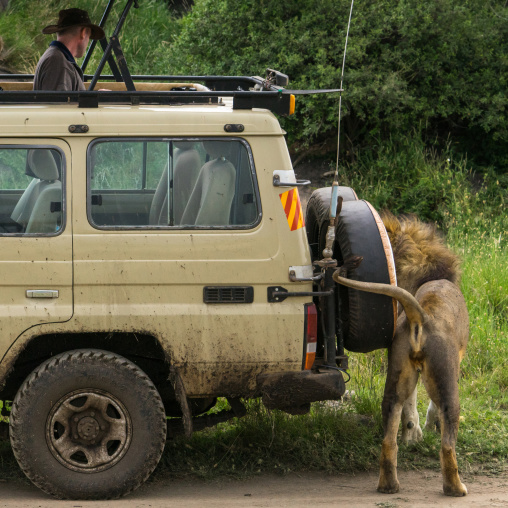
top-left (46, 389), bottom-right (132, 473)
top-left (77, 416), bottom-right (100, 441)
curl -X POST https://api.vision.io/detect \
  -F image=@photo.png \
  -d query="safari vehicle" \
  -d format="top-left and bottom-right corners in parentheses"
top-left (0, 0), bottom-right (396, 500)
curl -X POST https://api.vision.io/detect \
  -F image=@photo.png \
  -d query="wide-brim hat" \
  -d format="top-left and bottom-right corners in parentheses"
top-left (42, 8), bottom-right (105, 40)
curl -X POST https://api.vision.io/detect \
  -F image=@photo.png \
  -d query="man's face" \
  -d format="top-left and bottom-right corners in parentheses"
top-left (75, 27), bottom-right (91, 59)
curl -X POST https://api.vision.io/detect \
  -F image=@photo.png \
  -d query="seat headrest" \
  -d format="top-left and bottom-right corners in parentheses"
top-left (27, 150), bottom-right (59, 181)
top-left (203, 141), bottom-right (235, 161)
top-left (174, 141), bottom-right (197, 151)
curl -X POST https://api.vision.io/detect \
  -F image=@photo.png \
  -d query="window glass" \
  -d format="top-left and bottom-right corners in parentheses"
top-left (146, 142), bottom-right (171, 190)
top-left (0, 147), bottom-right (64, 235)
top-left (91, 142), bottom-right (144, 190)
top-left (88, 139), bottom-right (259, 229)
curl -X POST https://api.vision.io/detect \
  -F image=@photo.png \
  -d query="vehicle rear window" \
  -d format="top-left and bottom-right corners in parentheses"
top-left (87, 138), bottom-right (260, 229)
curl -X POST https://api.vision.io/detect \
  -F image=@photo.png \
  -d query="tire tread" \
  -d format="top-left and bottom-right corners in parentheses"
top-left (10, 349), bottom-right (166, 500)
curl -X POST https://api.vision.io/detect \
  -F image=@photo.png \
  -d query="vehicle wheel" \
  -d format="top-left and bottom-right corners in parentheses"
top-left (335, 200), bottom-right (397, 352)
top-left (9, 349), bottom-right (167, 499)
top-left (305, 186), bottom-right (358, 260)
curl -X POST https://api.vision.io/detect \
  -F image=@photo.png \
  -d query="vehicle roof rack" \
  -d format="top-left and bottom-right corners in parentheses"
top-left (0, 88), bottom-right (295, 114)
top-left (0, 0), bottom-right (341, 115)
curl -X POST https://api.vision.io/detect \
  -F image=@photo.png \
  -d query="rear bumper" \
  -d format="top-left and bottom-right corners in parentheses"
top-left (257, 369), bottom-right (346, 414)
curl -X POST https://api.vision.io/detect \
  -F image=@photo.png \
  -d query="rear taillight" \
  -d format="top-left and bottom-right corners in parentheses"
top-left (303, 303), bottom-right (317, 370)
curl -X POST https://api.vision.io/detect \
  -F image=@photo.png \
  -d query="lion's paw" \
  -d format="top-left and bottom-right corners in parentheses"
top-left (377, 480), bottom-right (400, 494)
top-left (443, 481), bottom-right (467, 497)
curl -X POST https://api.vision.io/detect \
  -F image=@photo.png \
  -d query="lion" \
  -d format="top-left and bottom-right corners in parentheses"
top-left (333, 213), bottom-right (468, 497)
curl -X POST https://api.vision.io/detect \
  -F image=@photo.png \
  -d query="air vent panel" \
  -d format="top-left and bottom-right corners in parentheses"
top-left (203, 286), bottom-right (254, 304)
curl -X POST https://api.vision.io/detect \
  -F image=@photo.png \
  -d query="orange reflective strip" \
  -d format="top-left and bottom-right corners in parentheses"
top-left (280, 188), bottom-right (305, 231)
top-left (291, 193), bottom-right (304, 231)
top-left (280, 190), bottom-right (289, 209)
top-left (305, 352), bottom-right (316, 370)
top-left (287, 192), bottom-right (298, 227)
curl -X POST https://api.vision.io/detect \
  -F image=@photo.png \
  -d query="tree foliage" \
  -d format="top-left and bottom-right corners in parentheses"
top-left (0, 0), bottom-right (506, 171)
top-left (164, 0), bottom-right (508, 170)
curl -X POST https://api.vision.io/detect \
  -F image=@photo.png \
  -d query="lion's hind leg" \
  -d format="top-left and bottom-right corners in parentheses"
top-left (378, 347), bottom-right (419, 494)
top-left (422, 355), bottom-right (467, 497)
top-left (424, 399), bottom-right (440, 432)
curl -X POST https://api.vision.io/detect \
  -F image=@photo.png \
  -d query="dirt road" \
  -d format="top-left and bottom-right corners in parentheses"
top-left (1, 469), bottom-right (507, 508)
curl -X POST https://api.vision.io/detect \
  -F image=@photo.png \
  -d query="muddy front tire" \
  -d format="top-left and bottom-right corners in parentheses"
top-left (10, 349), bottom-right (166, 500)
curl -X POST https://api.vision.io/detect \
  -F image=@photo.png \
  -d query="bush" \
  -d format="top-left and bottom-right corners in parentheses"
top-left (1, 0), bottom-right (506, 176)
top-left (164, 0), bottom-right (508, 170)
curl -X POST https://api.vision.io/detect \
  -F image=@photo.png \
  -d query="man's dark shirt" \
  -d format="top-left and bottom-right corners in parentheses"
top-left (33, 41), bottom-right (85, 91)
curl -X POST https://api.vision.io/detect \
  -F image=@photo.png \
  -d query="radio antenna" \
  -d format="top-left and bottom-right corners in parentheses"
top-left (334, 0), bottom-right (355, 182)
top-left (320, 0), bottom-right (355, 263)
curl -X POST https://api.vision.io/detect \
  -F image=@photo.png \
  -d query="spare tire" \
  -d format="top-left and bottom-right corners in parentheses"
top-left (335, 200), bottom-right (397, 352)
top-left (305, 186), bottom-right (358, 260)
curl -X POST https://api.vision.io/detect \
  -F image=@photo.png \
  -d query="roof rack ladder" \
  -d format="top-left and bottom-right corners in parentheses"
top-left (81, 0), bottom-right (121, 81)
top-left (87, 0), bottom-right (138, 91)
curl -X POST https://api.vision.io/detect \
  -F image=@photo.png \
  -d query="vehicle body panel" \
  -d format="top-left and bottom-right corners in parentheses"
top-left (0, 106), bottom-right (314, 398)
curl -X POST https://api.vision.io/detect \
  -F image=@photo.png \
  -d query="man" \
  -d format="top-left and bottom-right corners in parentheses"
top-left (33, 8), bottom-right (105, 91)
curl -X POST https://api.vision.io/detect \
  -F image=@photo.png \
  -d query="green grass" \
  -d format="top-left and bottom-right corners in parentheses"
top-left (154, 399), bottom-right (382, 481)
top-left (0, 0), bottom-right (178, 74)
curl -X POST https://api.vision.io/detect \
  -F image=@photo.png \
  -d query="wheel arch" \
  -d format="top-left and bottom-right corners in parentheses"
top-left (0, 331), bottom-right (170, 401)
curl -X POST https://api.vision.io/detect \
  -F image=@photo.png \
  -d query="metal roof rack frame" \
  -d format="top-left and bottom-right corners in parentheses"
top-left (0, 88), bottom-right (296, 114)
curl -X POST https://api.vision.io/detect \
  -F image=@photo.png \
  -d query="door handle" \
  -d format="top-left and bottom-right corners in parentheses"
top-left (26, 290), bottom-right (59, 299)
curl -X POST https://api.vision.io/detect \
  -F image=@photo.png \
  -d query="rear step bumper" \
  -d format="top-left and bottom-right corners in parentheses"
top-left (257, 370), bottom-right (346, 414)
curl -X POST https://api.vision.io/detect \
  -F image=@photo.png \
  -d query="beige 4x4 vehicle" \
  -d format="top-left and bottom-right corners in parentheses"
top-left (0, 1), bottom-right (396, 499)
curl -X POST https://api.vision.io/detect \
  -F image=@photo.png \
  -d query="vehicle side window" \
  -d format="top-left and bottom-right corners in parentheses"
top-left (0, 147), bottom-right (64, 235)
top-left (88, 139), bottom-right (260, 229)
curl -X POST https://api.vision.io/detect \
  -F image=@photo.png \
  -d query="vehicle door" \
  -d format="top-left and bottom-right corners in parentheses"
top-left (0, 140), bottom-right (73, 360)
